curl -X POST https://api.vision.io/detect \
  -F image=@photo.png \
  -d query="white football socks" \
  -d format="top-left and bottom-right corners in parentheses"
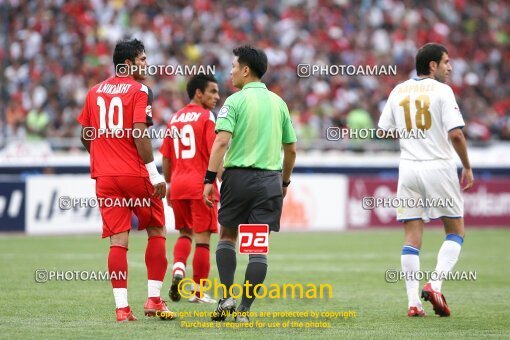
top-left (148, 280), bottom-right (163, 298)
top-left (113, 288), bottom-right (128, 309)
top-left (401, 245), bottom-right (422, 308)
top-left (430, 236), bottom-right (463, 292)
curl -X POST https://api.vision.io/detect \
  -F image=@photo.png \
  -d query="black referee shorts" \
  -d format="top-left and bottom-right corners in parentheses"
top-left (218, 167), bottom-right (283, 232)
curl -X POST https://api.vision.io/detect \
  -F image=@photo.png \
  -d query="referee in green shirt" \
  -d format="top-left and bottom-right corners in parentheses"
top-left (203, 45), bottom-right (297, 322)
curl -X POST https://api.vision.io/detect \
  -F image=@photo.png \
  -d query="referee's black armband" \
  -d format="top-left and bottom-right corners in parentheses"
top-left (204, 170), bottom-right (217, 184)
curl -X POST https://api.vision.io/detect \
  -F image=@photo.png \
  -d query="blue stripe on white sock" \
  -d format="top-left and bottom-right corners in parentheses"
top-left (446, 233), bottom-right (464, 245)
top-left (401, 245), bottom-right (420, 255)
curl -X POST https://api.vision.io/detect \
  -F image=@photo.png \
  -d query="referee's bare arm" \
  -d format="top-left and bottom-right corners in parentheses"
top-left (207, 131), bottom-right (231, 173)
top-left (282, 142), bottom-right (297, 198)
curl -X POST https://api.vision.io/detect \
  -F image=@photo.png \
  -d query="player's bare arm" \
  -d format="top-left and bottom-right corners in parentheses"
top-left (448, 128), bottom-right (474, 191)
top-left (80, 127), bottom-right (91, 153)
top-left (133, 122), bottom-right (166, 199)
top-left (282, 142), bottom-right (297, 198)
top-left (161, 156), bottom-right (172, 207)
top-left (162, 156), bottom-right (171, 183)
top-left (203, 130), bottom-right (231, 207)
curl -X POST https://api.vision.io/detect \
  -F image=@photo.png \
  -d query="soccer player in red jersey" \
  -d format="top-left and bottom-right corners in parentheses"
top-left (160, 74), bottom-right (220, 304)
top-left (78, 38), bottom-right (176, 322)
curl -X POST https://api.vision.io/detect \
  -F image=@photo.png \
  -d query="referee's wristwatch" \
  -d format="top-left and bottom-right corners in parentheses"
top-left (282, 179), bottom-right (291, 187)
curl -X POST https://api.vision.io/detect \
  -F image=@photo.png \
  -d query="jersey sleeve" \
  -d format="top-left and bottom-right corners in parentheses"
top-left (159, 127), bottom-right (172, 158)
top-left (378, 90), bottom-right (396, 131)
top-left (205, 111), bottom-right (216, 153)
top-left (133, 84), bottom-right (154, 126)
top-left (281, 101), bottom-right (297, 144)
top-left (77, 91), bottom-right (92, 126)
top-left (441, 85), bottom-right (465, 131)
top-left (215, 97), bottom-right (236, 133)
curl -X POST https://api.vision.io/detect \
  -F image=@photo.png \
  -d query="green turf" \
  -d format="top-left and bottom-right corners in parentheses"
top-left (0, 229), bottom-right (509, 339)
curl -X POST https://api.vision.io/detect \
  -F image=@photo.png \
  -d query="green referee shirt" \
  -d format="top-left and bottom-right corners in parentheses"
top-left (215, 82), bottom-right (297, 170)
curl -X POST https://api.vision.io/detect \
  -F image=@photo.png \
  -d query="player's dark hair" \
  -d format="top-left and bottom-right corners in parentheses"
top-left (113, 38), bottom-right (145, 66)
top-left (186, 74), bottom-right (218, 100)
top-left (416, 43), bottom-right (448, 76)
top-left (233, 45), bottom-right (268, 79)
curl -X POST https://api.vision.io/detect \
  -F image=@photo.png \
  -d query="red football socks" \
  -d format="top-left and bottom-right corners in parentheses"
top-left (173, 235), bottom-right (192, 268)
top-left (108, 245), bottom-right (128, 288)
top-left (145, 236), bottom-right (168, 281)
top-left (193, 243), bottom-right (210, 284)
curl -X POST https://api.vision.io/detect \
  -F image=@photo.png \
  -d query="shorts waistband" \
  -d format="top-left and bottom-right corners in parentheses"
top-left (399, 158), bottom-right (456, 169)
top-left (225, 167), bottom-right (281, 173)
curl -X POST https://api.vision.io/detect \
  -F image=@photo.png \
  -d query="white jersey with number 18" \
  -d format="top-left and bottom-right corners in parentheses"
top-left (378, 78), bottom-right (465, 161)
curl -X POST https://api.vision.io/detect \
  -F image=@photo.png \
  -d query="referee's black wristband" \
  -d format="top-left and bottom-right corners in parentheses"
top-left (282, 180), bottom-right (291, 187)
top-left (204, 170), bottom-right (217, 184)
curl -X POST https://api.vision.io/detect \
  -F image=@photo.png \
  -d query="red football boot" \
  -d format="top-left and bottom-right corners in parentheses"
top-left (116, 306), bottom-right (138, 322)
top-left (144, 298), bottom-right (177, 320)
top-left (421, 283), bottom-right (451, 317)
top-left (407, 306), bottom-right (427, 317)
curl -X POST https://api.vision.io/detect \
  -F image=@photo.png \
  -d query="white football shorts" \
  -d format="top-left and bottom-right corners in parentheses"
top-left (397, 159), bottom-right (463, 222)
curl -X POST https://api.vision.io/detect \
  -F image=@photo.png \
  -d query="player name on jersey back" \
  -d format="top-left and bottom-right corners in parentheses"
top-left (96, 83), bottom-right (132, 95)
top-left (395, 83), bottom-right (436, 95)
top-left (170, 111), bottom-right (202, 123)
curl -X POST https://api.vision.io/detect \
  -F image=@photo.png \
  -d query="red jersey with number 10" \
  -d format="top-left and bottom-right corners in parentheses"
top-left (159, 103), bottom-right (219, 200)
top-left (77, 76), bottom-right (153, 178)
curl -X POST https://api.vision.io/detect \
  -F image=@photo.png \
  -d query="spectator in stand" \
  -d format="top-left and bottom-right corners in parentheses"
top-left (26, 106), bottom-right (50, 141)
top-left (1, 0), bottom-right (509, 149)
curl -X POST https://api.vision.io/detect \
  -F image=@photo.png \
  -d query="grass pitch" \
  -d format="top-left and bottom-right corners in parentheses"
top-left (0, 229), bottom-right (509, 338)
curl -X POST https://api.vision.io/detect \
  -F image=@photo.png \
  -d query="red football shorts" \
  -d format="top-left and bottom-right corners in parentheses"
top-left (95, 176), bottom-right (165, 238)
top-left (171, 199), bottom-right (218, 233)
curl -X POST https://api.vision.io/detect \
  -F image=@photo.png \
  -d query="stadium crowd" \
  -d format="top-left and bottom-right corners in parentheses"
top-left (1, 0), bottom-right (509, 150)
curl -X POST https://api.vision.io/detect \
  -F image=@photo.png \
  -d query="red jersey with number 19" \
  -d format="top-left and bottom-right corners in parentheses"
top-left (159, 103), bottom-right (219, 200)
top-left (77, 76), bottom-right (153, 178)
